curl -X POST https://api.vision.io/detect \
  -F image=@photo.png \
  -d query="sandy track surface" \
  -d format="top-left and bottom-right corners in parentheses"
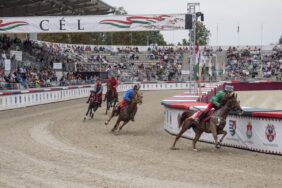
top-left (0, 90), bottom-right (282, 188)
top-left (238, 90), bottom-right (282, 110)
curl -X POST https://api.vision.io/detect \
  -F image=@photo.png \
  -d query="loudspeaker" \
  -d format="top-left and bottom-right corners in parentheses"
top-left (196, 12), bottom-right (204, 22)
top-left (185, 14), bottom-right (192, 29)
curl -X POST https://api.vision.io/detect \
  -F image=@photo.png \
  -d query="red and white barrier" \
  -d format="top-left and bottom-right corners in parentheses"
top-left (163, 106), bottom-right (282, 155)
top-left (0, 82), bottom-right (219, 111)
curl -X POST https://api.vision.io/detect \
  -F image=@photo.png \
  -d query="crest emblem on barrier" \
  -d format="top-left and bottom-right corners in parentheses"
top-left (246, 122), bottom-right (252, 139)
top-left (265, 124), bottom-right (276, 142)
top-left (229, 120), bottom-right (236, 136)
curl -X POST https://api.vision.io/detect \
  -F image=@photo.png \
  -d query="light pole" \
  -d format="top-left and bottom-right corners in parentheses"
top-left (187, 2), bottom-right (200, 81)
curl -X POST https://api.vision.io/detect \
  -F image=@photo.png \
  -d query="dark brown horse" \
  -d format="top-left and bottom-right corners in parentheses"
top-left (84, 95), bottom-right (99, 121)
top-left (105, 85), bottom-right (118, 115)
top-left (105, 91), bottom-right (143, 133)
top-left (171, 93), bottom-right (243, 151)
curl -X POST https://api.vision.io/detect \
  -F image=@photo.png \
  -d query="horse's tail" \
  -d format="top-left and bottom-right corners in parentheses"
top-left (178, 111), bottom-right (192, 128)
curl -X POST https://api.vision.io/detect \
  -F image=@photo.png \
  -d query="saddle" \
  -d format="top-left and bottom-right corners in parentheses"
top-left (200, 110), bottom-right (215, 123)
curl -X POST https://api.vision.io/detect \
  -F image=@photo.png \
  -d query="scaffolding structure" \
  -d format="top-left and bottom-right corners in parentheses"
top-left (187, 2), bottom-right (201, 93)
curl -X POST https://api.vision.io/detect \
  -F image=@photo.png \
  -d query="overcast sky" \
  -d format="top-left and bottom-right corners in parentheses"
top-left (104, 0), bottom-right (282, 46)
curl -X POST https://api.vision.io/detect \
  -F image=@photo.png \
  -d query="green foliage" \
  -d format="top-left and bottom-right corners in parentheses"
top-left (196, 22), bottom-right (210, 45)
top-left (179, 22), bottom-right (210, 46)
top-left (38, 31), bottom-right (166, 46)
top-left (113, 6), bottom-right (128, 15)
top-left (179, 38), bottom-right (189, 46)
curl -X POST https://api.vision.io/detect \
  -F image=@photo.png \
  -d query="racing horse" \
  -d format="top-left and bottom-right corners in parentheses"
top-left (105, 84), bottom-right (118, 115)
top-left (171, 93), bottom-right (243, 151)
top-left (105, 91), bottom-right (143, 133)
top-left (84, 94), bottom-right (100, 121)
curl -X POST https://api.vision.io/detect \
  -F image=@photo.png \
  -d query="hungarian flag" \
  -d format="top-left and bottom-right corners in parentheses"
top-left (208, 56), bottom-right (213, 76)
top-left (199, 53), bottom-right (206, 81)
top-left (194, 42), bottom-right (201, 80)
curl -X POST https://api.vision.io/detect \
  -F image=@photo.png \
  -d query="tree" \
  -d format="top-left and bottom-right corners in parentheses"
top-left (113, 6), bottom-right (127, 15)
top-left (196, 22), bottom-right (210, 46)
top-left (180, 38), bottom-right (189, 46)
top-left (279, 35), bottom-right (282, 45)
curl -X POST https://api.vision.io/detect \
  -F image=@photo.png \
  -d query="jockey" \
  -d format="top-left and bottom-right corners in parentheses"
top-left (86, 90), bottom-right (96, 103)
top-left (119, 84), bottom-right (140, 121)
top-left (104, 75), bottom-right (118, 101)
top-left (193, 84), bottom-right (234, 125)
top-left (95, 78), bottom-right (103, 107)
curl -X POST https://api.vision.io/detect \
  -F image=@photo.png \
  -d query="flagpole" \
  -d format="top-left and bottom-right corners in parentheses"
top-left (216, 23), bottom-right (219, 47)
top-left (260, 23), bottom-right (264, 48)
top-left (237, 23), bottom-right (240, 47)
top-left (260, 22), bottom-right (264, 78)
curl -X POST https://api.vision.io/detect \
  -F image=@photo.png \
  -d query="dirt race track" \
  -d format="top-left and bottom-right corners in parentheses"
top-left (0, 90), bottom-right (282, 188)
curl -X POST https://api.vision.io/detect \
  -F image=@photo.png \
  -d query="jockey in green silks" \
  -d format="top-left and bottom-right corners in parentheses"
top-left (193, 84), bottom-right (234, 124)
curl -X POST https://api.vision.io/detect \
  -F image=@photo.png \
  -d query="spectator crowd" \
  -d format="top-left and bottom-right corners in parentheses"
top-left (1, 34), bottom-right (282, 90)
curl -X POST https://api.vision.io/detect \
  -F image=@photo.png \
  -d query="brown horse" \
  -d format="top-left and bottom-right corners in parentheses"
top-left (84, 95), bottom-right (99, 121)
top-left (105, 84), bottom-right (118, 115)
top-left (105, 91), bottom-right (143, 133)
top-left (171, 93), bottom-right (243, 151)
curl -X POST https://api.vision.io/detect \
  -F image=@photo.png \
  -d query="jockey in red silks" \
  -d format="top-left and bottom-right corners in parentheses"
top-left (95, 78), bottom-right (103, 107)
top-left (193, 84), bottom-right (234, 125)
top-left (104, 75), bottom-right (118, 101)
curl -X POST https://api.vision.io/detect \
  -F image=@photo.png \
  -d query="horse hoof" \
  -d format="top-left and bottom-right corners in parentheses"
top-left (193, 149), bottom-right (199, 152)
top-left (105, 122), bottom-right (108, 126)
top-left (216, 144), bottom-right (221, 149)
top-left (83, 117), bottom-right (86, 121)
top-left (170, 147), bottom-right (179, 150)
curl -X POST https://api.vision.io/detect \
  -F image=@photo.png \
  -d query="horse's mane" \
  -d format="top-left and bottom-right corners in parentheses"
top-left (134, 91), bottom-right (143, 103)
top-left (221, 93), bottom-right (230, 106)
top-left (221, 93), bottom-right (239, 111)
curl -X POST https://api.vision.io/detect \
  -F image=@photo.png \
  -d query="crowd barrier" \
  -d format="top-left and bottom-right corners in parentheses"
top-left (0, 82), bottom-right (218, 111)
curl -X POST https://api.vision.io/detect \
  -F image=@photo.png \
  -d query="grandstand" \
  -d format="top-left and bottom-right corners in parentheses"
top-left (0, 0), bottom-right (282, 91)
top-left (0, 0), bottom-right (115, 16)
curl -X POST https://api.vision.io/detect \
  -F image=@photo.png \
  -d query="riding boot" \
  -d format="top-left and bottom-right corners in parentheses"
top-left (199, 112), bottom-right (207, 122)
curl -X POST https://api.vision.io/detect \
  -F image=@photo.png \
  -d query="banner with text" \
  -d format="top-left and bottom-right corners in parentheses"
top-left (0, 14), bottom-right (186, 33)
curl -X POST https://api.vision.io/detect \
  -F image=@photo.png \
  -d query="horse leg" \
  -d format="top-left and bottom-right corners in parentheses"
top-left (171, 118), bottom-right (193, 149)
top-left (89, 106), bottom-right (94, 119)
top-left (118, 120), bottom-right (130, 132)
top-left (131, 107), bottom-right (138, 121)
top-left (84, 106), bottom-right (91, 120)
top-left (105, 101), bottom-right (109, 115)
top-left (217, 130), bottom-right (227, 147)
top-left (192, 129), bottom-right (203, 151)
top-left (86, 106), bottom-right (90, 116)
top-left (105, 107), bottom-right (116, 126)
top-left (210, 122), bottom-right (219, 149)
top-left (91, 106), bottom-right (95, 119)
top-left (112, 117), bottom-right (121, 132)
